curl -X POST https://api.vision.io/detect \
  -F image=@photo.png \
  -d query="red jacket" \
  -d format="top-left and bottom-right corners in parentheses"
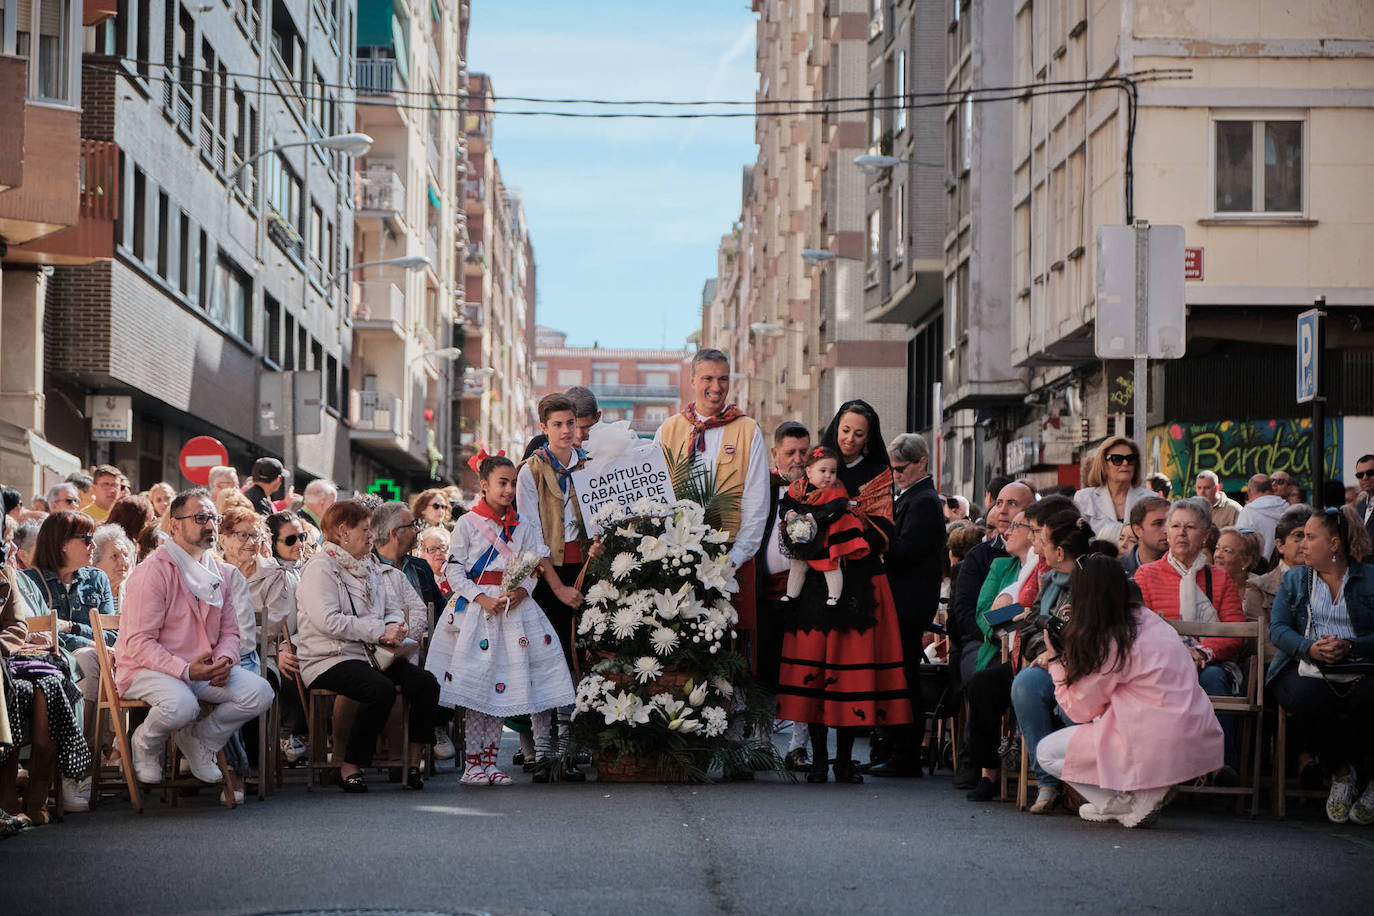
top-left (1133, 557), bottom-right (1246, 661)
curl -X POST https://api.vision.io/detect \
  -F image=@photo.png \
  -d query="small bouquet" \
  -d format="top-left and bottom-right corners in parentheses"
top-left (784, 510), bottom-right (817, 546)
top-left (503, 550), bottom-right (543, 593)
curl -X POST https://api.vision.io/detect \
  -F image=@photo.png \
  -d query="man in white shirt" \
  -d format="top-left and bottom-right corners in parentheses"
top-left (1236, 473), bottom-right (1289, 559)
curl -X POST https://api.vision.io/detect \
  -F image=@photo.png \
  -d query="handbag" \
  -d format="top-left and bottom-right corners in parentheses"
top-left (1297, 568), bottom-right (1364, 686)
top-left (339, 572), bottom-right (414, 671)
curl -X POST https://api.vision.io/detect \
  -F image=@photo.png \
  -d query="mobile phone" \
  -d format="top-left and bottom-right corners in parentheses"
top-left (983, 602), bottom-right (1025, 630)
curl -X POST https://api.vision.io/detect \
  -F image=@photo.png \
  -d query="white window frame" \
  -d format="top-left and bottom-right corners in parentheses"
top-left (895, 51), bottom-right (907, 134)
top-left (865, 209), bottom-right (881, 287)
top-left (3, 0), bottom-right (81, 106)
top-left (892, 182), bottom-right (906, 264)
top-left (1208, 110), bottom-right (1308, 219)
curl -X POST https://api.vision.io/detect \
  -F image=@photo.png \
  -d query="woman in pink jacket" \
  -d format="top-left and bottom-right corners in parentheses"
top-left (1035, 556), bottom-right (1223, 827)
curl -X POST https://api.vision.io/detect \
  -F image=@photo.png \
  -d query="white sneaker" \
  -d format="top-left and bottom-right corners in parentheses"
top-left (1120, 786), bottom-right (1172, 828)
top-left (283, 734), bottom-right (308, 763)
top-left (1350, 781), bottom-right (1374, 826)
top-left (434, 727), bottom-right (456, 761)
top-left (174, 727), bottom-right (223, 784)
top-left (129, 725), bottom-right (165, 784)
top-left (1078, 792), bottom-right (1134, 824)
top-left (61, 776), bottom-right (92, 812)
top-left (1329, 769), bottom-right (1358, 824)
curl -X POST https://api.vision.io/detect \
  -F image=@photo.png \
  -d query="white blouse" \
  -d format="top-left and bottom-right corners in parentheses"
top-left (442, 511), bottom-right (548, 603)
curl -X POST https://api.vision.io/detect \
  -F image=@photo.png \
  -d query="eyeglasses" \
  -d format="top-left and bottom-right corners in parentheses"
top-left (397, 518), bottom-right (425, 532)
top-left (1074, 552), bottom-right (1113, 569)
top-left (1238, 528), bottom-right (1256, 534)
top-left (1105, 453), bottom-right (1138, 466)
top-left (56, 497), bottom-right (79, 506)
top-left (1356, 470), bottom-right (1374, 480)
top-left (421, 545), bottom-right (447, 555)
top-left (226, 530), bottom-right (264, 542)
top-left (69, 534), bottom-right (94, 546)
top-left (277, 533), bottom-right (303, 547)
top-left (174, 512), bottom-right (223, 526)
top-left (1324, 506), bottom-right (1341, 516)
top-left (1007, 521), bottom-right (1032, 532)
top-left (430, 503), bottom-right (446, 511)
top-left (891, 463), bottom-right (911, 474)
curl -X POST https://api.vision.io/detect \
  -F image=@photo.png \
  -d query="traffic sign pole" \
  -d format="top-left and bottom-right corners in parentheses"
top-left (1133, 221), bottom-right (1150, 442)
top-left (1308, 299), bottom-right (1327, 508)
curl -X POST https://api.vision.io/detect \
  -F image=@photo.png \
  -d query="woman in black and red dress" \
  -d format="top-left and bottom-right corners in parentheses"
top-left (776, 399), bottom-right (913, 783)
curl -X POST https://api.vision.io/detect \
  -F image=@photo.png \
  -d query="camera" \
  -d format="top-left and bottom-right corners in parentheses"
top-left (1019, 612), bottom-right (1068, 664)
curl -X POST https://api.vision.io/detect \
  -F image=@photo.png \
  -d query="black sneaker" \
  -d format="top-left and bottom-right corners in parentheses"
top-left (965, 776), bottom-right (997, 802)
top-left (952, 760), bottom-right (979, 789)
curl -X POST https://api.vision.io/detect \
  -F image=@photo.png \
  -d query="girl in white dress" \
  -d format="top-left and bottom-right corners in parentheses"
top-left (426, 455), bottom-right (576, 785)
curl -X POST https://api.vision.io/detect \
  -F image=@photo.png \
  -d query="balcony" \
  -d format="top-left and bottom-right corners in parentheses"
top-left (0, 58), bottom-right (82, 254)
top-left (355, 166), bottom-right (407, 235)
top-left (12, 139), bottom-right (117, 264)
top-left (463, 112), bottom-right (487, 153)
top-left (357, 58), bottom-right (406, 128)
top-left (350, 389), bottom-right (403, 435)
top-left (351, 281), bottom-right (407, 340)
top-left (464, 178), bottom-right (485, 211)
top-left (456, 299), bottom-right (482, 326)
top-left (588, 384), bottom-right (681, 403)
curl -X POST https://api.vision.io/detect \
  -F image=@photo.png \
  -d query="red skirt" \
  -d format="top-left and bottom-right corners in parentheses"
top-left (775, 571), bottom-right (912, 728)
top-left (808, 513), bottom-right (869, 572)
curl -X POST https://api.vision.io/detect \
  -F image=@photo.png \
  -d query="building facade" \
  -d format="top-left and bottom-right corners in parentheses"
top-left (0, 0), bottom-right (117, 494)
top-left (705, 0), bottom-right (909, 441)
top-left (454, 72), bottom-right (537, 489)
top-left (1005, 0), bottom-right (1374, 499)
top-left (533, 327), bottom-right (690, 437)
top-left (351, 0), bottom-right (465, 491)
top-left (31, 1), bottom-right (358, 491)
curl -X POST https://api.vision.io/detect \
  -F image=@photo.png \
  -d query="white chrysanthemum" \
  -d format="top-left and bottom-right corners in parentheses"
top-left (577, 607), bottom-right (605, 636)
top-left (632, 656), bottom-right (664, 684)
top-left (585, 581), bottom-right (620, 606)
top-left (701, 706), bottom-right (728, 737)
top-left (711, 677), bottom-right (734, 699)
top-left (611, 607), bottom-right (645, 640)
top-left (650, 626), bottom-right (680, 657)
top-left (610, 552), bottom-right (640, 580)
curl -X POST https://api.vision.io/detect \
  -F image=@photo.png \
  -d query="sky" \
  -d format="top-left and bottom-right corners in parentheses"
top-left (467, 1), bottom-right (757, 350)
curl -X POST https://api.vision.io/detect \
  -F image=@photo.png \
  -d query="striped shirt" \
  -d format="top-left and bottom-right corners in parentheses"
top-left (1310, 569), bottom-right (1358, 641)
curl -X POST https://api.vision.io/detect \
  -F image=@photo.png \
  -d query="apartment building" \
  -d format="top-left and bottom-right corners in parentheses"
top-left (27, 1), bottom-right (357, 490)
top-left (350, 0), bottom-right (464, 490)
top-left (454, 72), bottom-right (536, 489)
top-left (533, 327), bottom-right (691, 438)
top-left (706, 0), bottom-right (908, 439)
top-left (859, 0), bottom-right (955, 462)
top-left (0, 0), bottom-right (116, 494)
top-left (1007, 1), bottom-right (1374, 497)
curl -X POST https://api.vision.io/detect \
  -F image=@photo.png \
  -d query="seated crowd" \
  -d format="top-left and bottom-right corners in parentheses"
top-left (0, 425), bottom-right (1372, 836)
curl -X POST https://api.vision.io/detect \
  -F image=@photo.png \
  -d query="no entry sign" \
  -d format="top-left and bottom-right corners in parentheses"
top-left (179, 436), bottom-right (229, 485)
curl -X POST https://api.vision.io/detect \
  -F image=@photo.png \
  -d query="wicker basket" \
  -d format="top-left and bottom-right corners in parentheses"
top-left (601, 668), bottom-right (695, 696)
top-left (593, 751), bottom-right (666, 782)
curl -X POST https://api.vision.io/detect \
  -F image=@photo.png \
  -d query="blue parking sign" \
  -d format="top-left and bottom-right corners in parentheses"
top-left (1296, 309), bottom-right (1320, 403)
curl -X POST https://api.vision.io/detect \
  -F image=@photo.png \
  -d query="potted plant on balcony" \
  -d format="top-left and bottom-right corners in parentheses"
top-left (267, 210), bottom-right (305, 259)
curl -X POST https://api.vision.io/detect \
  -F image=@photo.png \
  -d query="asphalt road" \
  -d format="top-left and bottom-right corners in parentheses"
top-left (6, 733), bottom-right (1373, 916)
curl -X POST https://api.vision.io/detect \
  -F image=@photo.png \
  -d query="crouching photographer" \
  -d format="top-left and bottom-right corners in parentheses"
top-left (1035, 556), bottom-right (1223, 828)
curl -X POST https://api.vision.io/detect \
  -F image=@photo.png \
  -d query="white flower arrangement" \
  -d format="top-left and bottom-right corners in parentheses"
top-left (502, 550), bottom-right (543, 593)
top-left (784, 511), bottom-right (818, 546)
top-left (570, 492), bottom-right (754, 765)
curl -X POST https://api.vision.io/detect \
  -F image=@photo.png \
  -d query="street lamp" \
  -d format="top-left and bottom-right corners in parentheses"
top-left (853, 153), bottom-right (944, 175)
top-left (750, 322), bottom-right (785, 338)
top-left (801, 249), bottom-right (862, 266)
top-left (329, 254), bottom-right (431, 284)
top-left (423, 347), bottom-right (463, 361)
top-left (227, 133), bottom-right (374, 186)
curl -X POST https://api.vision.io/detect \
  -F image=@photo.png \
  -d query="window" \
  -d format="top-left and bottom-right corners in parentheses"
top-left (533, 362), bottom-right (548, 385)
top-left (283, 312), bottom-right (296, 370)
top-left (156, 190), bottom-right (170, 278)
top-left (643, 371), bottom-right (670, 387)
top-left (263, 151), bottom-right (302, 227)
top-left (556, 368), bottom-right (582, 386)
top-left (309, 202), bottom-right (324, 271)
top-left (895, 51), bottom-right (907, 134)
top-left (264, 294), bottom-right (281, 365)
top-left (310, 339), bottom-right (323, 372)
top-left (1214, 116), bottom-right (1304, 215)
top-left (178, 212), bottom-right (192, 297)
top-left (207, 255), bottom-right (250, 340)
top-left (643, 406), bottom-right (669, 423)
top-left (13, 0), bottom-right (77, 103)
top-left (130, 167), bottom-right (146, 260)
top-left (868, 89), bottom-right (881, 146)
top-left (326, 354), bottom-right (339, 410)
top-left (961, 94), bottom-right (973, 173)
top-left (866, 209), bottom-right (881, 286)
top-left (592, 364), bottom-right (620, 386)
top-left (892, 182), bottom-right (906, 263)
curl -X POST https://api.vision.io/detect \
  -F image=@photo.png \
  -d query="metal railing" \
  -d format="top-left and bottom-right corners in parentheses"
top-left (588, 384), bottom-right (681, 400)
top-left (350, 389), bottom-right (403, 435)
top-left (357, 59), bottom-right (399, 96)
top-left (357, 167), bottom-right (405, 213)
top-left (352, 281), bottom-right (405, 324)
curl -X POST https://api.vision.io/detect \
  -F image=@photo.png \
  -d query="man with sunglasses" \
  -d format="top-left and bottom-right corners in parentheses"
top-left (45, 483), bottom-right (82, 514)
top-left (117, 488), bottom-right (274, 787)
top-left (1353, 454), bottom-right (1374, 544)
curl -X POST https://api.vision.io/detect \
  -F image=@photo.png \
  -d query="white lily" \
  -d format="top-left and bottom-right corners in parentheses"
top-left (688, 683), bottom-right (708, 706)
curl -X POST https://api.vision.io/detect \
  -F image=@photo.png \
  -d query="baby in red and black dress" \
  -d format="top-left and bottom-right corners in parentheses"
top-left (778, 446), bottom-right (870, 607)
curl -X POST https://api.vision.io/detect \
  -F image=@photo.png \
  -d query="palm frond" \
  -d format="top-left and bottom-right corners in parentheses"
top-left (664, 445), bottom-right (744, 533)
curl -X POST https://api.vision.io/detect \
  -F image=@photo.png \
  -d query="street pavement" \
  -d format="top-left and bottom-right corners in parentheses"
top-left (6, 732), bottom-right (1374, 916)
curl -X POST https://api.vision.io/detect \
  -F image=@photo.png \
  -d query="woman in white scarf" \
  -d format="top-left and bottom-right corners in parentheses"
top-left (295, 500), bottom-right (440, 794)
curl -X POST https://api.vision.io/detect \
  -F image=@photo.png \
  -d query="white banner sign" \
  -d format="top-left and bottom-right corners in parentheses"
top-left (571, 450), bottom-right (675, 536)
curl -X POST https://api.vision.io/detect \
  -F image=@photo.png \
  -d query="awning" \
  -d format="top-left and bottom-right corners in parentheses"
top-left (428, 183), bottom-right (441, 209)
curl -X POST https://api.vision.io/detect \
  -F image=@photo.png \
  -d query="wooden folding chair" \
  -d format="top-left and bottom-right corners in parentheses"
top-left (1272, 705), bottom-right (1329, 819)
top-left (88, 612), bottom-right (148, 812)
top-left (1166, 618), bottom-right (1266, 817)
top-left (17, 615), bottom-right (66, 820)
top-left (306, 685), bottom-right (409, 791)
